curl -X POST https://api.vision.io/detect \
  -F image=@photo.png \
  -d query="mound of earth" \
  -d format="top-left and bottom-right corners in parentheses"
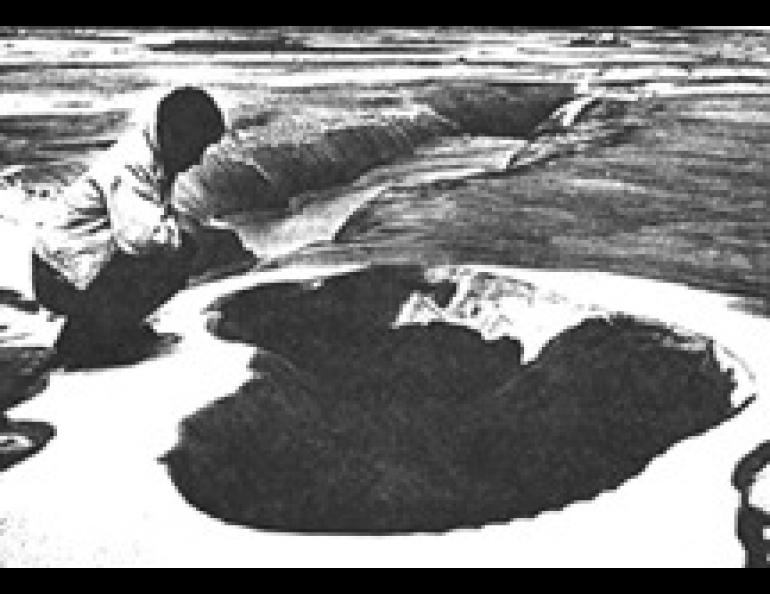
top-left (162, 265), bottom-right (741, 534)
top-left (173, 84), bottom-right (575, 219)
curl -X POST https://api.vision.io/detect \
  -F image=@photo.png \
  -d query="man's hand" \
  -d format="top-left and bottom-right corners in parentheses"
top-left (175, 211), bottom-right (204, 240)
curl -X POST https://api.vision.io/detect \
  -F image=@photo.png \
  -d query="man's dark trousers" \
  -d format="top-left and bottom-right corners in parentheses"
top-left (32, 235), bottom-right (197, 364)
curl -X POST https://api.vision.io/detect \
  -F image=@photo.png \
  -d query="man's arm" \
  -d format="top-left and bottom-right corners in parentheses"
top-left (104, 165), bottom-right (183, 256)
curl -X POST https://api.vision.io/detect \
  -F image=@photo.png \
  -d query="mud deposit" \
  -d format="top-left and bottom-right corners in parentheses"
top-left (163, 265), bottom-right (739, 534)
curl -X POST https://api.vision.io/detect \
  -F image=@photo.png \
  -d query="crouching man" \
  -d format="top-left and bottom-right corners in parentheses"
top-left (32, 86), bottom-right (226, 367)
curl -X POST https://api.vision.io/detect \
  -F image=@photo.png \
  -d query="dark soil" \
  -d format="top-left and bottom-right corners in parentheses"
top-left (162, 265), bottom-right (738, 534)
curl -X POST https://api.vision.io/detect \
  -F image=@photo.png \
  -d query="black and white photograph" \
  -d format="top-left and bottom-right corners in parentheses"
top-left (0, 25), bottom-right (769, 568)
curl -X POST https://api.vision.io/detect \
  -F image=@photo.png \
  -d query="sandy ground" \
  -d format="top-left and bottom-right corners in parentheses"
top-left (2, 27), bottom-right (770, 567)
top-left (0, 209), bottom-right (768, 567)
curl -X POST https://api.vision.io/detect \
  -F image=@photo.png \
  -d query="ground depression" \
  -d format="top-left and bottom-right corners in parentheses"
top-left (162, 264), bottom-right (742, 534)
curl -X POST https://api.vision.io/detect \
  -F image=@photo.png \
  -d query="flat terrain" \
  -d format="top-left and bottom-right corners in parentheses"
top-left (1, 27), bottom-right (770, 567)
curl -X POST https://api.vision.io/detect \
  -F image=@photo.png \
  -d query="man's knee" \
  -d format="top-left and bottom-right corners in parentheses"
top-left (178, 230), bottom-right (199, 258)
top-left (33, 234), bottom-right (197, 329)
top-left (99, 239), bottom-right (197, 323)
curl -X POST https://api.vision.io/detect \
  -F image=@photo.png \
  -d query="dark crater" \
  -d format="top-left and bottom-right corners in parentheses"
top-left (162, 265), bottom-right (740, 534)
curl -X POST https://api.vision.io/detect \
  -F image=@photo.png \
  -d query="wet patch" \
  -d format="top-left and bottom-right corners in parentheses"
top-left (145, 35), bottom-right (452, 55)
top-left (0, 420), bottom-right (56, 473)
top-left (0, 346), bottom-right (54, 413)
top-left (163, 265), bottom-right (740, 534)
top-left (733, 442), bottom-right (770, 568)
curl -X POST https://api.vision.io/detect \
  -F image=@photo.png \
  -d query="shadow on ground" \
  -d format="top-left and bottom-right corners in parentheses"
top-left (0, 290), bottom-right (57, 473)
top-left (0, 288), bottom-right (55, 411)
top-left (162, 265), bottom-right (741, 534)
